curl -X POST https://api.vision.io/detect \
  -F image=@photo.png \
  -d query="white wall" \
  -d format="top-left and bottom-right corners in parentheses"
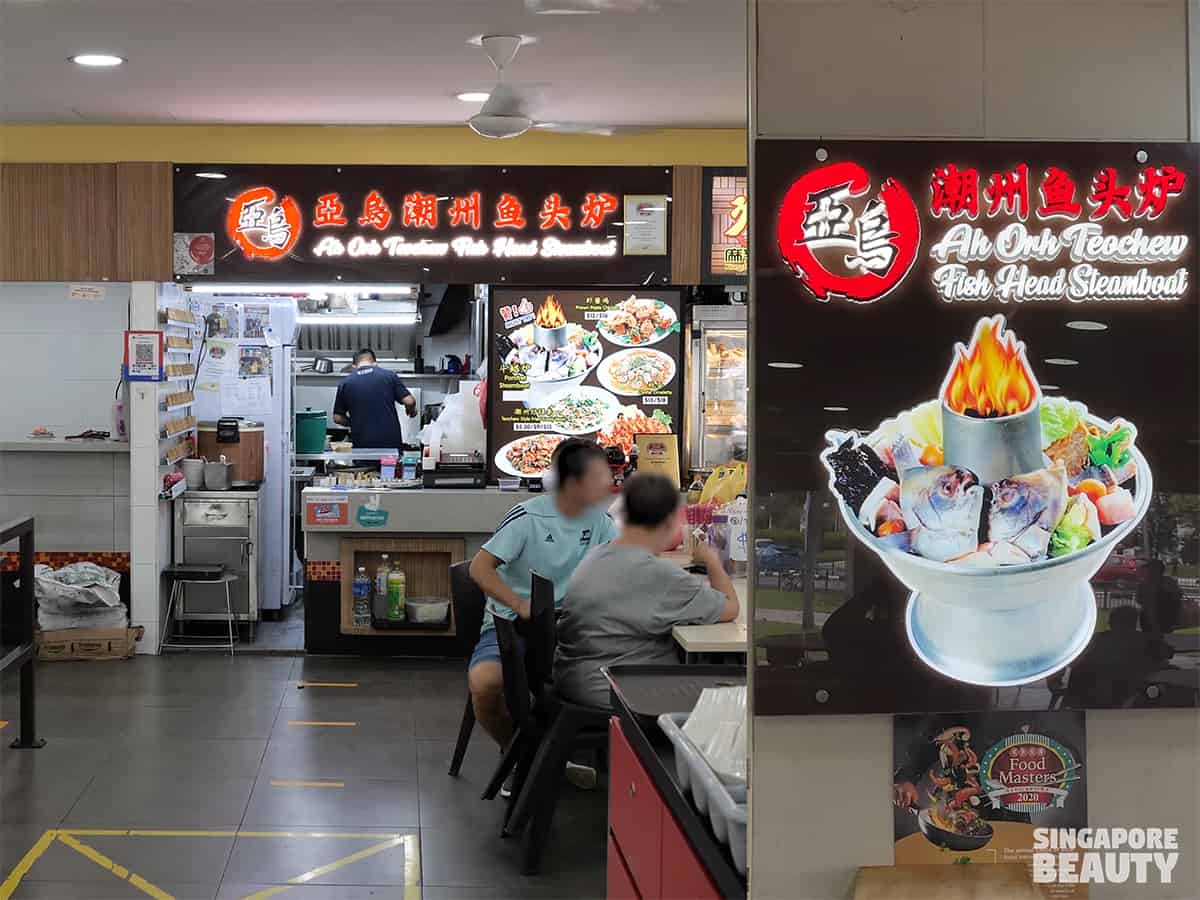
top-left (750, 2), bottom-right (1198, 898)
top-left (0, 282), bottom-right (129, 439)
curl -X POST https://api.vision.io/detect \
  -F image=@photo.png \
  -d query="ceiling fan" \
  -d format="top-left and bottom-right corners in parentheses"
top-left (466, 34), bottom-right (638, 140)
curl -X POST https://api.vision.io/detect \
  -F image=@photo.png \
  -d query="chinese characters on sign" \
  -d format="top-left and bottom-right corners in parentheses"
top-left (704, 170), bottom-right (749, 280)
top-left (776, 155), bottom-right (1191, 307)
top-left (929, 162), bottom-right (1189, 304)
top-left (176, 165), bottom-right (671, 283)
top-left (235, 186), bottom-right (622, 263)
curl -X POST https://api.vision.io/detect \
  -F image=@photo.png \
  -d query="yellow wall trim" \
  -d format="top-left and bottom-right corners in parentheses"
top-left (0, 125), bottom-right (747, 166)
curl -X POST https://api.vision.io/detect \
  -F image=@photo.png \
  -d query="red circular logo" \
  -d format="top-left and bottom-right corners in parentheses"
top-left (777, 161), bottom-right (920, 303)
top-left (226, 186), bottom-right (302, 262)
top-left (188, 234), bottom-right (214, 265)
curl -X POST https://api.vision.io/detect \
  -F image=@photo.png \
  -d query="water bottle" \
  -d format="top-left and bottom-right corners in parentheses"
top-left (353, 566), bottom-right (371, 628)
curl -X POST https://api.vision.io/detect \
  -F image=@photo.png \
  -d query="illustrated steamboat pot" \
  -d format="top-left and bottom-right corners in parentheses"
top-left (821, 316), bottom-right (1152, 687)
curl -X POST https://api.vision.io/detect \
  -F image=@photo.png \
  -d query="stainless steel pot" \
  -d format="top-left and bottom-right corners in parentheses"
top-left (203, 455), bottom-right (233, 491)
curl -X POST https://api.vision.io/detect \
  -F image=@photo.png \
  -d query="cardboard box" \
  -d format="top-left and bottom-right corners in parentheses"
top-left (35, 626), bottom-right (144, 661)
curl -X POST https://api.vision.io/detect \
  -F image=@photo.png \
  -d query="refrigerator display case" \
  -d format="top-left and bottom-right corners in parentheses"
top-left (688, 305), bottom-right (748, 471)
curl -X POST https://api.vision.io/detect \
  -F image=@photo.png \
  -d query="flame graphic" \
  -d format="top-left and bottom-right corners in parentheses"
top-left (942, 315), bottom-right (1039, 417)
top-left (535, 295), bottom-right (567, 328)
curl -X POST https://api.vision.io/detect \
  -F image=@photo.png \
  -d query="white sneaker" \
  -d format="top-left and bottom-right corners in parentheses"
top-left (564, 761), bottom-right (597, 790)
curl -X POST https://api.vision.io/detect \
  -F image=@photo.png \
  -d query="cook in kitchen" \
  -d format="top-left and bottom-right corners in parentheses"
top-left (333, 348), bottom-right (418, 448)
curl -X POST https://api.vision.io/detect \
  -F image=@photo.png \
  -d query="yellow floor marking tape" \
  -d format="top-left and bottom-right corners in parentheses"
top-left (269, 780), bottom-right (345, 788)
top-left (1, 829), bottom-right (417, 900)
top-left (297, 682), bottom-right (358, 688)
top-left (286, 720), bottom-right (357, 727)
top-left (56, 833), bottom-right (172, 900)
top-left (240, 836), bottom-right (407, 900)
top-left (0, 829), bottom-right (57, 900)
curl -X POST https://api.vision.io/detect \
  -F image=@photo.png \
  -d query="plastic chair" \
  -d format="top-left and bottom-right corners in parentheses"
top-left (448, 560), bottom-right (486, 776)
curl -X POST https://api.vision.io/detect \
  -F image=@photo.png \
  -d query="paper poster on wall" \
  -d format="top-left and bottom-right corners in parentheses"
top-left (207, 303), bottom-right (240, 339)
top-left (622, 194), bottom-right (669, 257)
top-left (238, 346), bottom-right (270, 378)
top-left (242, 304), bottom-right (271, 339)
top-left (893, 711), bottom-right (1087, 899)
top-left (123, 330), bottom-right (163, 382)
top-left (227, 377), bottom-right (272, 418)
top-left (199, 340), bottom-right (234, 379)
top-left (173, 232), bottom-right (215, 276)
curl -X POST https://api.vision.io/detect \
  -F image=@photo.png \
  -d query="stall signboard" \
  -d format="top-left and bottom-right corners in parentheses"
top-left (173, 164), bottom-right (672, 285)
top-left (702, 167), bottom-right (748, 283)
top-left (488, 288), bottom-right (683, 482)
top-left (752, 140), bottom-right (1199, 716)
top-left (893, 712), bottom-right (1087, 899)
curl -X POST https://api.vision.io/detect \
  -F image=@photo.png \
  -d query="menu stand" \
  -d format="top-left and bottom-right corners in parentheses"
top-left (0, 517), bottom-right (45, 750)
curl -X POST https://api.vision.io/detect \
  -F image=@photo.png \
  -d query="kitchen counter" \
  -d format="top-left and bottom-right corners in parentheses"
top-left (301, 485), bottom-right (534, 540)
top-left (0, 438), bottom-right (129, 453)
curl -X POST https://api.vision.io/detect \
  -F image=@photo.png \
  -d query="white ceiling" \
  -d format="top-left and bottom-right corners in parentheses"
top-left (0, 0), bottom-right (746, 128)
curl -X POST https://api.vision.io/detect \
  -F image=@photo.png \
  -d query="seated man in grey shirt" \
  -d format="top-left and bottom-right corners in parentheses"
top-left (554, 473), bottom-right (740, 709)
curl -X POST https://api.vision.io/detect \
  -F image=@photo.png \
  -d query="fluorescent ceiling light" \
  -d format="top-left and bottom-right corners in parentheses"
top-left (187, 283), bottom-right (414, 296)
top-left (298, 314), bottom-right (418, 326)
top-left (823, 406), bottom-right (849, 412)
top-left (1040, 383), bottom-right (1061, 390)
top-left (1044, 358), bottom-right (1080, 366)
top-left (767, 362), bottom-right (803, 369)
top-left (456, 91), bottom-right (490, 102)
top-left (1066, 320), bottom-right (1107, 331)
top-left (70, 53), bottom-right (124, 67)
top-left (194, 172), bottom-right (227, 179)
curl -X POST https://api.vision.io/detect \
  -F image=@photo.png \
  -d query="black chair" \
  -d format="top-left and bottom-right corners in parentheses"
top-left (500, 575), bottom-right (610, 874)
top-left (479, 576), bottom-right (557, 806)
top-left (448, 560), bottom-right (487, 777)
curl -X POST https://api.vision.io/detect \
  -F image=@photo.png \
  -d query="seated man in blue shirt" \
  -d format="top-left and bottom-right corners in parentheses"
top-left (332, 348), bottom-right (417, 449)
top-left (468, 438), bottom-right (616, 753)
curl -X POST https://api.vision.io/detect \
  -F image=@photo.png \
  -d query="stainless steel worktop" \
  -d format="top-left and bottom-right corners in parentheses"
top-left (0, 438), bottom-right (129, 453)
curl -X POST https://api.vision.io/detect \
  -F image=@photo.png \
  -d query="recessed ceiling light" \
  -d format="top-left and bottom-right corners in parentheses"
top-left (456, 91), bottom-right (490, 103)
top-left (824, 406), bottom-right (849, 412)
top-left (70, 54), bottom-right (124, 67)
top-left (194, 172), bottom-right (227, 180)
top-left (768, 362), bottom-right (803, 369)
top-left (1044, 358), bottom-right (1080, 366)
top-left (1066, 320), bottom-right (1107, 331)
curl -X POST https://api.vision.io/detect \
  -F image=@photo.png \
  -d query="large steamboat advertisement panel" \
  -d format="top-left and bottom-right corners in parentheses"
top-left (752, 140), bottom-right (1199, 714)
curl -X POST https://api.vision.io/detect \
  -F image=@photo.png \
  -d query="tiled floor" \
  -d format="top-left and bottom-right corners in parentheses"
top-left (0, 656), bottom-right (608, 899)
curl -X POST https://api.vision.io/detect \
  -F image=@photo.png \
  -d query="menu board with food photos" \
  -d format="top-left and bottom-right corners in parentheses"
top-left (488, 288), bottom-right (683, 482)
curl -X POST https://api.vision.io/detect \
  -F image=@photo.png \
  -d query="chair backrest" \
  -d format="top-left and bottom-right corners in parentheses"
top-left (523, 573), bottom-right (557, 692)
top-left (494, 617), bottom-right (532, 727)
top-left (449, 560), bottom-right (486, 660)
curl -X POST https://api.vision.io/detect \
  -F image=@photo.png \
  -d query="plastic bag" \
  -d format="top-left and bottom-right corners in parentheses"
top-left (682, 685), bottom-right (748, 783)
top-left (699, 462), bottom-right (748, 507)
top-left (419, 382), bottom-right (486, 457)
top-left (34, 562), bottom-right (121, 613)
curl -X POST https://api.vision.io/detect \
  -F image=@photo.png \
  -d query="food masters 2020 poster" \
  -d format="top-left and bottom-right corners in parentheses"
top-left (752, 140), bottom-right (1199, 716)
top-left (893, 711), bottom-right (1088, 899)
top-left (488, 288), bottom-right (682, 482)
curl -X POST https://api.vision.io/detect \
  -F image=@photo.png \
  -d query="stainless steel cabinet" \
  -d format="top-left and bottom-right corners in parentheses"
top-left (174, 489), bottom-right (262, 626)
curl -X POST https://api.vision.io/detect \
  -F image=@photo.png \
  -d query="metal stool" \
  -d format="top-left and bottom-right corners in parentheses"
top-left (160, 572), bottom-right (238, 655)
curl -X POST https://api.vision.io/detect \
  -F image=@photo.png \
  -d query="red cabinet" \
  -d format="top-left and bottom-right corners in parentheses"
top-left (608, 835), bottom-right (641, 900)
top-left (661, 807), bottom-right (722, 900)
top-left (608, 717), bottom-right (724, 900)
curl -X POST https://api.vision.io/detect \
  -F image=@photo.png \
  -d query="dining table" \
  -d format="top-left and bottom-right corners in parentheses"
top-left (662, 550), bottom-right (749, 662)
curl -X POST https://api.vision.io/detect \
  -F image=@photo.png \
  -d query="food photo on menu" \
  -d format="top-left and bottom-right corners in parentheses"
top-left (489, 289), bottom-right (682, 481)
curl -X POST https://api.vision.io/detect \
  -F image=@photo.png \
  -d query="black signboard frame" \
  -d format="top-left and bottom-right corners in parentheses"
top-left (486, 285), bottom-right (684, 485)
top-left (173, 164), bottom-right (673, 286)
top-left (752, 139), bottom-right (1199, 716)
